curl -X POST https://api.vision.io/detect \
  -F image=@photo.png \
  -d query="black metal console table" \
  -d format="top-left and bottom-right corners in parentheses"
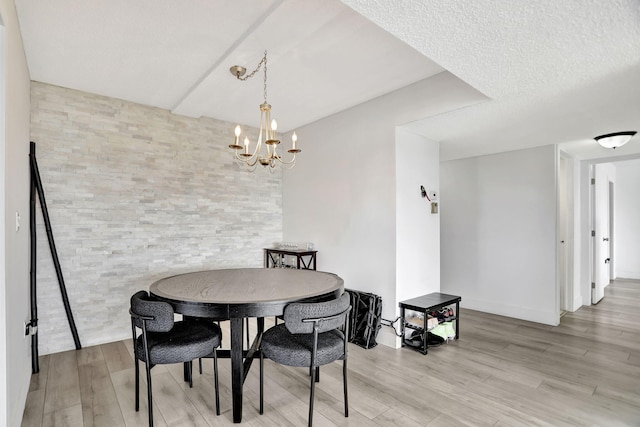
top-left (264, 247), bottom-right (317, 270)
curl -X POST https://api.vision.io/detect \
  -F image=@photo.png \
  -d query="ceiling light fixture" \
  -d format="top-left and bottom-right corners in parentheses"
top-left (228, 51), bottom-right (300, 171)
top-left (594, 131), bottom-right (636, 149)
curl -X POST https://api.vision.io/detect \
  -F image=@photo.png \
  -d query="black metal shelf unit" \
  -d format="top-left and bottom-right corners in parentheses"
top-left (399, 292), bottom-right (461, 355)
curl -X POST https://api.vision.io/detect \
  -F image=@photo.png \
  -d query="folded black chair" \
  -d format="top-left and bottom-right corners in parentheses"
top-left (130, 290), bottom-right (222, 426)
top-left (260, 292), bottom-right (351, 427)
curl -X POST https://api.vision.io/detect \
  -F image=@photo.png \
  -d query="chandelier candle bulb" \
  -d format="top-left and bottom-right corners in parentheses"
top-left (229, 125), bottom-right (243, 150)
top-left (292, 132), bottom-right (297, 149)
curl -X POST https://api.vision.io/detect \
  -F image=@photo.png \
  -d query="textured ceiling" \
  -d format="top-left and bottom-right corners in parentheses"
top-left (15, 0), bottom-right (640, 161)
top-left (342, 0), bottom-right (640, 160)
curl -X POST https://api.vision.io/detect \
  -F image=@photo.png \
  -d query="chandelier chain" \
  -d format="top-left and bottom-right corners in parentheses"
top-left (236, 50), bottom-right (269, 103)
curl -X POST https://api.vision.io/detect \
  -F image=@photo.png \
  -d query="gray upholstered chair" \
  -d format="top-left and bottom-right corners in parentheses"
top-left (260, 292), bottom-right (351, 427)
top-left (130, 290), bottom-right (222, 426)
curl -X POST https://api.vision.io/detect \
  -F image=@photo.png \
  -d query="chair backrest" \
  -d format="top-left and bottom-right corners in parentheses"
top-left (284, 292), bottom-right (351, 334)
top-left (130, 290), bottom-right (174, 332)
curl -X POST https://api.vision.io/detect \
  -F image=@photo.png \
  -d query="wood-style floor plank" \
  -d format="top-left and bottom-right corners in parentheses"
top-left (43, 350), bottom-right (81, 415)
top-left (21, 389), bottom-right (45, 427)
top-left (21, 279), bottom-right (640, 426)
top-left (78, 360), bottom-right (126, 427)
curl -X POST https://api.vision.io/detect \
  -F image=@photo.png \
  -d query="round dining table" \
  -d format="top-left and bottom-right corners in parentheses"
top-left (149, 267), bottom-right (344, 423)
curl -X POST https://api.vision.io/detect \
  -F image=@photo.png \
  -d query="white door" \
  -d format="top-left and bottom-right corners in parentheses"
top-left (592, 164), bottom-right (612, 304)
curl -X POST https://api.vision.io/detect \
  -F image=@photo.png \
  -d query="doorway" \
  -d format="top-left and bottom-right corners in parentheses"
top-left (564, 152), bottom-right (640, 310)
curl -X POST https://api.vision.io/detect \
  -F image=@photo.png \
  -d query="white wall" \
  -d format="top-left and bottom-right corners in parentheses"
top-left (0, 0), bottom-right (32, 425)
top-left (614, 159), bottom-right (640, 279)
top-left (0, 17), bottom-right (5, 427)
top-left (441, 145), bottom-right (558, 325)
top-left (395, 128), bottom-right (440, 304)
top-left (283, 72), bottom-right (486, 347)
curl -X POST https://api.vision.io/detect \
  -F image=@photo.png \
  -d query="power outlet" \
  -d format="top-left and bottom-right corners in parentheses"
top-left (429, 191), bottom-right (438, 201)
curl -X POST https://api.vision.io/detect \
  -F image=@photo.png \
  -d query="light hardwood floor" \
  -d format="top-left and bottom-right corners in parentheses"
top-left (22, 279), bottom-right (640, 426)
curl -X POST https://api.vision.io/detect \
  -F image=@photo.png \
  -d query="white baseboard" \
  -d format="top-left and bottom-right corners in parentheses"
top-left (461, 296), bottom-right (559, 326)
top-left (571, 295), bottom-right (583, 312)
top-left (375, 326), bottom-right (401, 349)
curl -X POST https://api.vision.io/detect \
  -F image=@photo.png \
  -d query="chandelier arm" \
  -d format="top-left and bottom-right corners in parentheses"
top-left (232, 133), bottom-right (263, 167)
top-left (278, 157), bottom-right (297, 169)
top-left (243, 158), bottom-right (259, 172)
top-left (279, 154), bottom-right (297, 165)
top-left (273, 151), bottom-right (297, 165)
top-left (233, 150), bottom-right (256, 167)
top-left (238, 154), bottom-right (259, 168)
top-left (233, 137), bottom-right (262, 163)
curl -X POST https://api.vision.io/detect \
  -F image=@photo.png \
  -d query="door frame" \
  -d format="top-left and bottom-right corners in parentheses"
top-left (608, 180), bottom-right (615, 281)
top-left (590, 164), bottom-right (597, 304)
top-left (557, 151), bottom-right (574, 313)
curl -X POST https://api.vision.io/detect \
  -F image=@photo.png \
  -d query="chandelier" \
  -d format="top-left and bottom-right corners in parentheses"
top-left (228, 51), bottom-right (300, 170)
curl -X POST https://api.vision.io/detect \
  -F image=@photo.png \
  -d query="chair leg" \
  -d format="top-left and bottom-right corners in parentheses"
top-left (308, 366), bottom-right (320, 382)
top-left (134, 358), bottom-right (140, 411)
top-left (245, 318), bottom-right (250, 348)
top-left (343, 359), bottom-right (349, 417)
top-left (199, 358), bottom-right (203, 374)
top-left (213, 348), bottom-right (220, 416)
top-left (259, 349), bottom-right (264, 414)
top-left (308, 365), bottom-right (317, 427)
top-left (188, 361), bottom-right (193, 388)
top-left (145, 361), bottom-right (154, 427)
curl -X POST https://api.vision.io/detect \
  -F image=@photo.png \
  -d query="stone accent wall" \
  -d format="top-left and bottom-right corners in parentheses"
top-left (30, 82), bottom-right (282, 354)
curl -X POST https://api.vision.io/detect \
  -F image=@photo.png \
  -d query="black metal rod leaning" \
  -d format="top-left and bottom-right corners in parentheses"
top-left (29, 141), bottom-right (82, 352)
top-left (29, 142), bottom-right (39, 374)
